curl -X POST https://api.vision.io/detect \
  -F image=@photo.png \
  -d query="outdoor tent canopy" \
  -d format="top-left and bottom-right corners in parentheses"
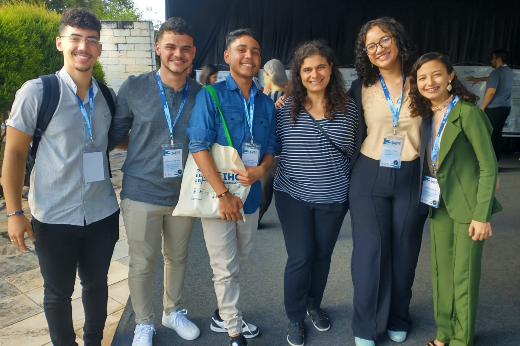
top-left (166, 0), bottom-right (520, 69)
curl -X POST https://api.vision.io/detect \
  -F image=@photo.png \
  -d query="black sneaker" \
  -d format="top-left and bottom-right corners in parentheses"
top-left (229, 334), bottom-right (248, 346)
top-left (287, 322), bottom-right (305, 346)
top-left (211, 309), bottom-right (260, 339)
top-left (307, 308), bottom-right (330, 332)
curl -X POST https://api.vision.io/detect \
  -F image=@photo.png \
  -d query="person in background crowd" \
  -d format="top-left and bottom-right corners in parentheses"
top-left (348, 17), bottom-right (429, 346)
top-left (199, 64), bottom-right (219, 85)
top-left (187, 28), bottom-right (279, 346)
top-left (274, 40), bottom-right (358, 346)
top-left (410, 52), bottom-right (502, 346)
top-left (108, 17), bottom-right (201, 346)
top-left (467, 49), bottom-right (514, 161)
top-left (258, 58), bottom-right (289, 226)
top-left (3, 8), bottom-right (119, 346)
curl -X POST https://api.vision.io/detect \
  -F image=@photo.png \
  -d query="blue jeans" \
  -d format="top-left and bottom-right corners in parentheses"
top-left (32, 211), bottom-right (119, 346)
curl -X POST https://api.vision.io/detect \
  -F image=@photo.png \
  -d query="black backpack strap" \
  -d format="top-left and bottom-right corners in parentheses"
top-left (31, 74), bottom-right (60, 159)
top-left (95, 80), bottom-right (116, 179)
top-left (96, 80), bottom-right (115, 116)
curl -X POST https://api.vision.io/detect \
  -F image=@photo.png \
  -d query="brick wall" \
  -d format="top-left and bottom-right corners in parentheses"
top-left (99, 21), bottom-right (156, 93)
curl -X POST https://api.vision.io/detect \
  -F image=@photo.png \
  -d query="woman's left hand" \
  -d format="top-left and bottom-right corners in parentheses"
top-left (468, 220), bottom-right (493, 241)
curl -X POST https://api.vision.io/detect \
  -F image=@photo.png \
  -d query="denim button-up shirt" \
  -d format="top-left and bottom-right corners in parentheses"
top-left (187, 74), bottom-right (279, 214)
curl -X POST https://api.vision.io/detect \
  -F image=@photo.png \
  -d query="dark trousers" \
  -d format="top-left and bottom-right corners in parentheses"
top-left (485, 106), bottom-right (511, 161)
top-left (349, 154), bottom-right (427, 341)
top-left (259, 156), bottom-right (279, 222)
top-left (275, 190), bottom-right (349, 323)
top-left (32, 211), bottom-right (119, 346)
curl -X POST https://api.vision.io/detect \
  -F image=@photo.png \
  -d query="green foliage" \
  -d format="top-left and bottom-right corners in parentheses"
top-left (100, 0), bottom-right (142, 21)
top-left (0, 1), bottom-right (62, 116)
top-left (92, 61), bottom-right (106, 84)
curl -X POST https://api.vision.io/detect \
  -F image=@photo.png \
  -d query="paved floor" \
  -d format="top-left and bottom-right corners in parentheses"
top-left (1, 153), bottom-right (519, 346)
top-left (112, 154), bottom-right (520, 346)
top-left (0, 150), bottom-right (129, 346)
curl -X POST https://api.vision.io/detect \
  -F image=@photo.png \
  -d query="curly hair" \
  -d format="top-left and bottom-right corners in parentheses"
top-left (409, 52), bottom-right (478, 118)
top-left (289, 40), bottom-right (348, 124)
top-left (60, 8), bottom-right (101, 37)
top-left (354, 17), bottom-right (417, 87)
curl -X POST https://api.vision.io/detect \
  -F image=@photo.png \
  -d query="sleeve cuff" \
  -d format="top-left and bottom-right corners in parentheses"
top-left (189, 141), bottom-right (211, 153)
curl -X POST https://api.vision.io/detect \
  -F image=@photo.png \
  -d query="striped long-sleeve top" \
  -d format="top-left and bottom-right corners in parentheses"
top-left (273, 96), bottom-right (358, 203)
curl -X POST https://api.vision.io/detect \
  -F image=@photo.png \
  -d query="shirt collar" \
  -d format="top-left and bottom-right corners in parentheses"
top-left (59, 67), bottom-right (99, 101)
top-left (225, 73), bottom-right (259, 97)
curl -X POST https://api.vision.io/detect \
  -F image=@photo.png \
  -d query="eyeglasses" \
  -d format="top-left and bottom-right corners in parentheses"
top-left (365, 35), bottom-right (393, 55)
top-left (60, 35), bottom-right (100, 46)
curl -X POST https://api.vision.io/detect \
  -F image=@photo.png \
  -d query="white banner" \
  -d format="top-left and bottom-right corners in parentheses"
top-left (197, 66), bottom-right (519, 135)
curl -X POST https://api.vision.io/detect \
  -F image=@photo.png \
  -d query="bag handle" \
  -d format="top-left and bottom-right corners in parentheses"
top-left (306, 113), bottom-right (345, 155)
top-left (204, 85), bottom-right (233, 147)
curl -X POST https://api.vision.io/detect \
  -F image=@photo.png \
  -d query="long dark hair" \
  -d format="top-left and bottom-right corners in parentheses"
top-left (199, 64), bottom-right (218, 85)
top-left (410, 52), bottom-right (478, 118)
top-left (354, 17), bottom-right (417, 87)
top-left (289, 40), bottom-right (348, 124)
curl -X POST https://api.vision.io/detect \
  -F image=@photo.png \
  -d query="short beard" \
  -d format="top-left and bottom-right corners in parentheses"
top-left (162, 62), bottom-right (190, 75)
top-left (75, 65), bottom-right (92, 72)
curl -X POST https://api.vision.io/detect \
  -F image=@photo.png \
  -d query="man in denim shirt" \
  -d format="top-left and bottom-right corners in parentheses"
top-left (186, 29), bottom-right (279, 346)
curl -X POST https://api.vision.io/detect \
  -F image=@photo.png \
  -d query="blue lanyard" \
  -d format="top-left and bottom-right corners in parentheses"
top-left (156, 70), bottom-right (189, 145)
top-left (430, 95), bottom-right (460, 173)
top-left (75, 83), bottom-right (95, 147)
top-left (379, 73), bottom-right (406, 135)
top-left (240, 86), bottom-right (255, 143)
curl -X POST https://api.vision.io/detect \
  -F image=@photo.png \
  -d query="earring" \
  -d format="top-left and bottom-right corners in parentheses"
top-left (371, 63), bottom-right (374, 69)
top-left (447, 80), bottom-right (453, 92)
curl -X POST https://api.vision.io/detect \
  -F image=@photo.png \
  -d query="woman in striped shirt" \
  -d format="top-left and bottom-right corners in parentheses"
top-left (273, 40), bottom-right (358, 346)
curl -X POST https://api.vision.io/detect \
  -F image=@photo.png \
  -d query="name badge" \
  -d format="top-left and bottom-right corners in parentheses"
top-left (380, 134), bottom-right (405, 169)
top-left (241, 142), bottom-right (261, 167)
top-left (420, 176), bottom-right (441, 208)
top-left (162, 143), bottom-right (183, 178)
top-left (83, 151), bottom-right (105, 183)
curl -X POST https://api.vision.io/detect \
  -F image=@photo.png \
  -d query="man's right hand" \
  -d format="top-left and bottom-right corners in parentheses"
top-left (7, 214), bottom-right (35, 252)
top-left (218, 193), bottom-right (244, 222)
top-left (466, 76), bottom-right (479, 86)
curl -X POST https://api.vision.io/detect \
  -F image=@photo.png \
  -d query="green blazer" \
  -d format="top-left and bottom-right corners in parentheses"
top-left (432, 100), bottom-right (502, 224)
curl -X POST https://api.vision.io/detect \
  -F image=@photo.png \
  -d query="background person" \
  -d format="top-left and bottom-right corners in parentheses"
top-left (467, 49), bottom-right (514, 161)
top-left (199, 64), bottom-right (219, 85)
top-left (348, 17), bottom-right (429, 346)
top-left (274, 40), bottom-right (358, 346)
top-left (258, 58), bottom-right (289, 226)
top-left (410, 52), bottom-right (502, 346)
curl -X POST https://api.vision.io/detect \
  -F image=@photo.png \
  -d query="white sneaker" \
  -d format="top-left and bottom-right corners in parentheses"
top-left (132, 324), bottom-right (155, 346)
top-left (162, 309), bottom-right (201, 340)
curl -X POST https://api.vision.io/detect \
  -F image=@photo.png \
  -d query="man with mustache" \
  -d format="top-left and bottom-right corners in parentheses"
top-left (187, 28), bottom-right (279, 346)
top-left (3, 8), bottom-right (119, 345)
top-left (108, 17), bottom-right (201, 345)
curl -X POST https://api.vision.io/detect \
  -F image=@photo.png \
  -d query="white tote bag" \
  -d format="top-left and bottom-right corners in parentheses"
top-left (173, 85), bottom-right (250, 219)
top-left (172, 144), bottom-right (250, 219)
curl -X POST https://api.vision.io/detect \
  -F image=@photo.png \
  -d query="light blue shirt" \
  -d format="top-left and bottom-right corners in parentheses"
top-left (186, 74), bottom-right (280, 214)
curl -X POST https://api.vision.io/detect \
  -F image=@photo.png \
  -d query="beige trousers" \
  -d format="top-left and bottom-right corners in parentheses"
top-left (201, 210), bottom-right (259, 336)
top-left (120, 198), bottom-right (195, 324)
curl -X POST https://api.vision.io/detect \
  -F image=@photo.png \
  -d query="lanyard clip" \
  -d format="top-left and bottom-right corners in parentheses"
top-left (90, 139), bottom-right (94, 148)
top-left (250, 136), bottom-right (254, 144)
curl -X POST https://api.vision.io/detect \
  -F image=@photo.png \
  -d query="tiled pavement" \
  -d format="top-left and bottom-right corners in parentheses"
top-left (0, 150), bottom-right (128, 346)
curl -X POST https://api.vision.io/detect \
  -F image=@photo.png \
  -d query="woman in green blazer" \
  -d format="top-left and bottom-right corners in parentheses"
top-left (409, 52), bottom-right (502, 346)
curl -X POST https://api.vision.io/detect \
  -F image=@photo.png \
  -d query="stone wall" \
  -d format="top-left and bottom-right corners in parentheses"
top-left (99, 21), bottom-right (156, 93)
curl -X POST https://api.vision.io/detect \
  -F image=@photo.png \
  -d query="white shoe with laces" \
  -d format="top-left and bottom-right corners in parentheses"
top-left (162, 309), bottom-right (201, 340)
top-left (132, 324), bottom-right (155, 346)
